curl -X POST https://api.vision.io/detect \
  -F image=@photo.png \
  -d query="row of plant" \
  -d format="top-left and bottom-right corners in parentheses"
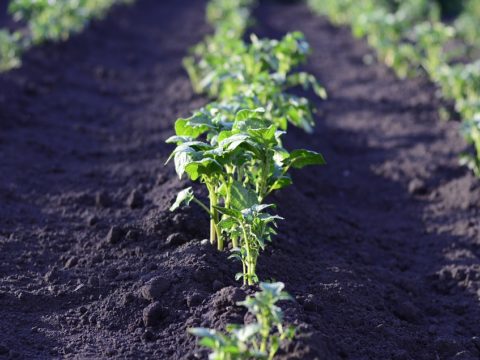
top-left (167, 0), bottom-right (326, 284)
top-left (166, 0), bottom-right (327, 358)
top-left (308, 0), bottom-right (480, 176)
top-left (0, 0), bottom-right (134, 71)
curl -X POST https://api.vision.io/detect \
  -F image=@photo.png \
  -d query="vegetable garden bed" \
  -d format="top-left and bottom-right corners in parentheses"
top-left (0, 0), bottom-right (479, 359)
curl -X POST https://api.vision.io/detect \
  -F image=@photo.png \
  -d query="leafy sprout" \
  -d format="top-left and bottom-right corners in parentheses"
top-left (189, 282), bottom-right (295, 360)
top-left (167, 108), bottom-right (325, 259)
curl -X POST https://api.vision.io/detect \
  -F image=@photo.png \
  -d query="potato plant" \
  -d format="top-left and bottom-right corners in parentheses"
top-left (218, 204), bottom-right (282, 285)
top-left (166, 108), bottom-right (325, 256)
top-left (189, 282), bottom-right (295, 359)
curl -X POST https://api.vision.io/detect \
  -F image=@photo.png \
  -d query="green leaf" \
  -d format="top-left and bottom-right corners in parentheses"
top-left (233, 117), bottom-right (271, 131)
top-left (198, 337), bottom-right (217, 349)
top-left (286, 104), bottom-right (314, 134)
top-left (219, 133), bottom-right (251, 151)
top-left (269, 176), bottom-right (292, 191)
top-left (287, 149), bottom-right (326, 169)
top-left (219, 133), bottom-right (262, 158)
top-left (217, 217), bottom-right (238, 231)
top-left (166, 141), bottom-right (211, 166)
top-left (287, 72), bottom-right (327, 99)
top-left (251, 203), bottom-right (276, 213)
top-left (258, 213), bottom-right (284, 223)
top-left (259, 281), bottom-right (285, 296)
top-left (215, 206), bottom-right (242, 219)
top-left (222, 345), bottom-right (243, 355)
top-left (312, 80), bottom-right (327, 99)
top-left (235, 272), bottom-right (244, 281)
top-left (173, 148), bottom-right (197, 178)
top-left (184, 158), bottom-right (223, 181)
top-left (235, 108), bottom-right (265, 121)
top-left (230, 180), bottom-right (258, 210)
top-left (217, 130), bottom-right (237, 143)
top-left (175, 113), bottom-right (215, 138)
top-left (169, 187), bottom-right (194, 211)
top-left (229, 253), bottom-right (243, 263)
top-left (284, 325), bottom-right (296, 340)
top-left (233, 324), bottom-right (261, 342)
top-left (247, 125), bottom-right (277, 144)
top-left (270, 337), bottom-right (280, 355)
top-left (188, 327), bottom-right (218, 339)
top-left (165, 135), bottom-right (194, 144)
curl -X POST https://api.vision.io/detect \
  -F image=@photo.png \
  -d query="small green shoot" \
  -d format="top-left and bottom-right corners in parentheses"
top-left (189, 282), bottom-right (295, 360)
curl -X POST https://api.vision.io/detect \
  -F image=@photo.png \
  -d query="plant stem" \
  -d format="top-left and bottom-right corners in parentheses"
top-left (208, 187), bottom-right (217, 246)
top-left (210, 214), bottom-right (216, 246)
top-left (248, 259), bottom-right (256, 286)
top-left (258, 154), bottom-right (270, 203)
top-left (191, 197), bottom-right (219, 245)
top-left (242, 224), bottom-right (255, 285)
top-left (208, 188), bottom-right (223, 250)
top-left (242, 261), bottom-right (246, 286)
top-left (224, 176), bottom-right (234, 249)
top-left (260, 314), bottom-right (269, 355)
top-left (215, 221), bottom-right (223, 251)
top-left (192, 198), bottom-right (212, 216)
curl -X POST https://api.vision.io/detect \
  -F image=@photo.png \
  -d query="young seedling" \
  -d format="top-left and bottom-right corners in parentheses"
top-left (165, 137), bottom-right (225, 249)
top-left (167, 109), bottom-right (325, 255)
top-left (189, 282), bottom-right (295, 360)
top-left (217, 204), bottom-right (282, 285)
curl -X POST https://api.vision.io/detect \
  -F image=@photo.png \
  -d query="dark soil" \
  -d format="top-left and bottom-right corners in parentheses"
top-left (0, 0), bottom-right (479, 359)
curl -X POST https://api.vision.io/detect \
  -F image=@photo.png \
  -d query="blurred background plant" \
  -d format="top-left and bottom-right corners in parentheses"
top-left (0, 0), bottom-right (134, 71)
top-left (308, 0), bottom-right (480, 176)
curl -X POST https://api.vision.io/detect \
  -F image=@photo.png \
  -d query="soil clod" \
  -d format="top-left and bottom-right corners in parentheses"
top-left (127, 189), bottom-right (144, 209)
top-left (166, 232), bottom-right (187, 246)
top-left (140, 277), bottom-right (171, 301)
top-left (106, 226), bottom-right (123, 244)
top-left (142, 302), bottom-right (165, 327)
top-left (95, 191), bottom-right (112, 208)
top-left (408, 178), bottom-right (428, 195)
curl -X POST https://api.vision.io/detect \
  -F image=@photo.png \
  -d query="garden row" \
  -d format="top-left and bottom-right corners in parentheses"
top-left (165, 0), bottom-right (327, 358)
top-left (0, 0), bottom-right (133, 71)
top-left (308, 0), bottom-right (480, 176)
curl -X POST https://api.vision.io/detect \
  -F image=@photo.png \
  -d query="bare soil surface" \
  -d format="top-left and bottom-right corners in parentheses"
top-left (0, 0), bottom-right (479, 359)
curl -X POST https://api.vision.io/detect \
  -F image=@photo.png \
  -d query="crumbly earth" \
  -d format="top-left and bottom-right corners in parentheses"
top-left (0, 0), bottom-right (479, 359)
